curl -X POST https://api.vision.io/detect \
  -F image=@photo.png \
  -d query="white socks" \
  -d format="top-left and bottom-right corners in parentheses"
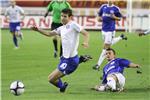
top-left (107, 77), bottom-right (116, 91)
top-left (112, 36), bottom-right (122, 45)
top-left (97, 49), bottom-right (106, 66)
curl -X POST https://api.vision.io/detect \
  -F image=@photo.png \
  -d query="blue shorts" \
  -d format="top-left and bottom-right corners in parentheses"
top-left (9, 22), bottom-right (21, 32)
top-left (58, 55), bottom-right (79, 75)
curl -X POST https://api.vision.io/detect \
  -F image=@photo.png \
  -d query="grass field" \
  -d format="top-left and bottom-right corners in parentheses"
top-left (1, 29), bottom-right (150, 100)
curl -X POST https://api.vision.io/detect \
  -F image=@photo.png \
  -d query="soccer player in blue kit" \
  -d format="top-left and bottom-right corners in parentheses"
top-left (92, 48), bottom-right (140, 92)
top-left (31, 8), bottom-right (89, 92)
top-left (93, 0), bottom-right (127, 70)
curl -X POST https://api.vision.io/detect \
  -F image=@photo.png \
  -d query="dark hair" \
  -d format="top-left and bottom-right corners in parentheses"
top-left (106, 48), bottom-right (116, 55)
top-left (61, 8), bottom-right (73, 17)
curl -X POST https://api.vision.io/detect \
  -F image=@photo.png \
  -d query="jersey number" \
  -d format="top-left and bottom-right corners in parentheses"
top-left (60, 63), bottom-right (67, 69)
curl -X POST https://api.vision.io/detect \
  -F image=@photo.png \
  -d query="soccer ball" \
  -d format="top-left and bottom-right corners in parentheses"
top-left (10, 81), bottom-right (25, 96)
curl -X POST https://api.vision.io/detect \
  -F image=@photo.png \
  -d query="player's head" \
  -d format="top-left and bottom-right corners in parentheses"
top-left (106, 48), bottom-right (116, 61)
top-left (10, 0), bottom-right (16, 7)
top-left (61, 8), bottom-right (73, 25)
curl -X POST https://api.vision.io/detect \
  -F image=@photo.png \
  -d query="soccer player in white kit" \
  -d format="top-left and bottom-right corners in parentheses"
top-left (31, 8), bottom-right (89, 92)
top-left (5, 0), bottom-right (25, 49)
top-left (93, 0), bottom-right (127, 70)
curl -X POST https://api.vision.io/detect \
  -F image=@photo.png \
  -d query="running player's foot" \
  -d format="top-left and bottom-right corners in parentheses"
top-left (60, 82), bottom-right (68, 92)
top-left (54, 51), bottom-right (57, 58)
top-left (79, 55), bottom-right (92, 64)
top-left (120, 34), bottom-right (127, 40)
top-left (92, 64), bottom-right (100, 71)
top-left (14, 46), bottom-right (19, 50)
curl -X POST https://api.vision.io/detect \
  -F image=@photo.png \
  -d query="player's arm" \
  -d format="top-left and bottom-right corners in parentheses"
top-left (97, 7), bottom-right (103, 22)
top-left (66, 2), bottom-right (72, 9)
top-left (80, 29), bottom-right (89, 48)
top-left (4, 9), bottom-right (10, 23)
top-left (20, 10), bottom-right (25, 21)
top-left (111, 7), bottom-right (122, 21)
top-left (97, 16), bottom-right (102, 22)
top-left (119, 59), bottom-right (140, 68)
top-left (128, 63), bottom-right (140, 68)
top-left (31, 26), bottom-right (58, 37)
top-left (44, 1), bottom-right (53, 18)
top-left (111, 14), bottom-right (121, 21)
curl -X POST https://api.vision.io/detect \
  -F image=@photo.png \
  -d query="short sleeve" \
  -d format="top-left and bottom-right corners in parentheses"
top-left (66, 2), bottom-right (72, 9)
top-left (47, 1), bottom-right (54, 11)
top-left (114, 7), bottom-right (122, 17)
top-left (52, 27), bottom-right (61, 35)
top-left (5, 8), bottom-right (9, 16)
top-left (118, 59), bottom-right (131, 68)
top-left (19, 7), bottom-right (24, 14)
top-left (98, 4), bottom-right (105, 16)
top-left (72, 22), bottom-right (83, 33)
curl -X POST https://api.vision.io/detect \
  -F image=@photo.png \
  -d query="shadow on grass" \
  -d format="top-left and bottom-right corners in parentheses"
top-left (124, 87), bottom-right (150, 93)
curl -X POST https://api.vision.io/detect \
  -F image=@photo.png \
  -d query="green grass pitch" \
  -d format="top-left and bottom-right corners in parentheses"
top-left (1, 29), bottom-right (150, 100)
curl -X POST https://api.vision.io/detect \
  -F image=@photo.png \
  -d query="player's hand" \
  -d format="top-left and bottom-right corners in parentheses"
top-left (135, 64), bottom-right (140, 68)
top-left (134, 64), bottom-right (142, 74)
top-left (30, 25), bottom-right (39, 31)
top-left (82, 42), bottom-right (89, 48)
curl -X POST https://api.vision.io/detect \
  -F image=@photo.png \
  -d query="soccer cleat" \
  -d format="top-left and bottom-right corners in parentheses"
top-left (92, 64), bottom-right (100, 71)
top-left (60, 82), bottom-right (68, 93)
top-left (79, 55), bottom-right (92, 64)
top-left (120, 34), bottom-right (127, 40)
top-left (14, 46), bottom-right (19, 50)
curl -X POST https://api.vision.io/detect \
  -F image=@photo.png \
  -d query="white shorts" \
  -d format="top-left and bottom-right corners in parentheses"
top-left (102, 31), bottom-right (115, 44)
top-left (110, 73), bottom-right (125, 90)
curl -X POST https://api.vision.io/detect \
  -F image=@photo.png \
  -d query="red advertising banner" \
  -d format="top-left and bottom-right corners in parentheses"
top-left (1, 16), bottom-right (127, 30)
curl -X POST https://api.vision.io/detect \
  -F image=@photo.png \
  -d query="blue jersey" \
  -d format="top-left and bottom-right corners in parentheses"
top-left (98, 4), bottom-right (122, 32)
top-left (102, 58), bottom-right (131, 84)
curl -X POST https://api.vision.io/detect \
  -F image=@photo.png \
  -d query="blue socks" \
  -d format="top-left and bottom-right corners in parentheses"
top-left (13, 35), bottom-right (18, 47)
top-left (57, 79), bottom-right (64, 89)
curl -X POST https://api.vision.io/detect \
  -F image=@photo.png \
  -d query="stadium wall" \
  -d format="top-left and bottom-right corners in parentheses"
top-left (1, 0), bottom-right (150, 30)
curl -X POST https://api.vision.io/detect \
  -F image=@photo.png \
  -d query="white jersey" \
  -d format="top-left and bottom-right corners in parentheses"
top-left (53, 21), bottom-right (83, 58)
top-left (5, 5), bottom-right (24, 23)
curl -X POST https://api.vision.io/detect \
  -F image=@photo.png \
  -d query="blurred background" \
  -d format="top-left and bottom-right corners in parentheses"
top-left (0, 0), bottom-right (150, 32)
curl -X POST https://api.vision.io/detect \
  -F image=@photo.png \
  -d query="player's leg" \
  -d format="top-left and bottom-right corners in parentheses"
top-left (51, 22), bottom-right (58, 58)
top-left (112, 32), bottom-right (127, 45)
top-left (48, 69), bottom-right (66, 90)
top-left (48, 55), bottom-right (79, 92)
top-left (16, 24), bottom-right (23, 40)
top-left (114, 73), bottom-right (125, 92)
top-left (10, 23), bottom-right (19, 48)
top-left (106, 74), bottom-right (118, 91)
top-left (93, 31), bottom-right (112, 70)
